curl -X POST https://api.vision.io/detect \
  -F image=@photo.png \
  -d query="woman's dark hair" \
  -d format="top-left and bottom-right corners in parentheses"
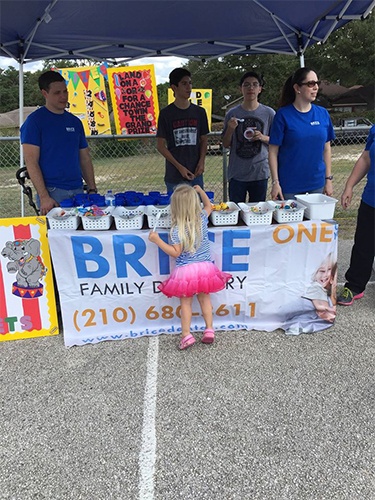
top-left (279, 67), bottom-right (315, 107)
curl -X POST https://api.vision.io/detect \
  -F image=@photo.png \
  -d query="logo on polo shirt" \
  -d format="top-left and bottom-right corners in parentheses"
top-left (66, 127), bottom-right (75, 132)
top-left (310, 121), bottom-right (320, 126)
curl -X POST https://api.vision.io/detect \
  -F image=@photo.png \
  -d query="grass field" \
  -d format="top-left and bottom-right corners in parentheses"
top-left (0, 140), bottom-right (365, 239)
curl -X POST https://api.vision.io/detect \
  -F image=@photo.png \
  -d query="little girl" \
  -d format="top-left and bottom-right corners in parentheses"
top-left (148, 184), bottom-right (232, 350)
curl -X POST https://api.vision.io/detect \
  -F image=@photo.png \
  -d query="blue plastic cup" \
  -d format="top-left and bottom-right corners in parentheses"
top-left (60, 198), bottom-right (75, 208)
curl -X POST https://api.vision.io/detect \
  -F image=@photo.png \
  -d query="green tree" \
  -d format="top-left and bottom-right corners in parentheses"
top-left (306, 12), bottom-right (374, 86)
top-left (183, 54), bottom-right (299, 115)
top-left (0, 67), bottom-right (20, 112)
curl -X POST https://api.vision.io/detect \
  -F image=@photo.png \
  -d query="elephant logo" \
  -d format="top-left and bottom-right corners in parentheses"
top-left (1, 238), bottom-right (47, 298)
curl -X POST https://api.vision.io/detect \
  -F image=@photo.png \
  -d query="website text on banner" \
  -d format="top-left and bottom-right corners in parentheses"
top-left (48, 221), bottom-right (338, 347)
top-left (0, 217), bottom-right (59, 342)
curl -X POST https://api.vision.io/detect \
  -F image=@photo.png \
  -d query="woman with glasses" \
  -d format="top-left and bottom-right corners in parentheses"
top-left (269, 67), bottom-right (335, 200)
top-left (222, 71), bottom-right (275, 203)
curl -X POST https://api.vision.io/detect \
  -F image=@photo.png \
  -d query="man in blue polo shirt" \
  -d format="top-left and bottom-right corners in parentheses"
top-left (20, 70), bottom-right (97, 215)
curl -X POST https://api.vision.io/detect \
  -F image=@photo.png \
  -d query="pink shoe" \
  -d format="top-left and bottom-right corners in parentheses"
top-left (179, 334), bottom-right (196, 350)
top-left (201, 328), bottom-right (215, 344)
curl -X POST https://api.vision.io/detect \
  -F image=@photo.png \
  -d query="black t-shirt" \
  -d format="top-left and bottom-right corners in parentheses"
top-left (157, 103), bottom-right (209, 183)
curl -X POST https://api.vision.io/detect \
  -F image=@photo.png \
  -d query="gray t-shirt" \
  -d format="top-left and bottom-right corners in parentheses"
top-left (223, 103), bottom-right (275, 182)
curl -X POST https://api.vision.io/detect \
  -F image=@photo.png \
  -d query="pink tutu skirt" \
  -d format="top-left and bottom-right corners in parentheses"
top-left (158, 261), bottom-right (232, 298)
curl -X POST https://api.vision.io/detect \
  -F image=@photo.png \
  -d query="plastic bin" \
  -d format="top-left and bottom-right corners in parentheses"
top-left (238, 202), bottom-right (274, 226)
top-left (268, 200), bottom-right (305, 223)
top-left (113, 206), bottom-right (145, 230)
top-left (146, 205), bottom-right (172, 229)
top-left (210, 202), bottom-right (240, 226)
top-left (79, 206), bottom-right (114, 230)
top-left (46, 207), bottom-right (80, 230)
top-left (295, 193), bottom-right (338, 220)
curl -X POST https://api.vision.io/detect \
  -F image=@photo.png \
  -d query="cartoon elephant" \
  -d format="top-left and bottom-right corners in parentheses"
top-left (1, 238), bottom-right (47, 288)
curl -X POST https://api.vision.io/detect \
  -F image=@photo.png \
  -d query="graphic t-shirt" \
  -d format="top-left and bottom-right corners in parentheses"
top-left (223, 103), bottom-right (275, 182)
top-left (157, 103), bottom-right (209, 184)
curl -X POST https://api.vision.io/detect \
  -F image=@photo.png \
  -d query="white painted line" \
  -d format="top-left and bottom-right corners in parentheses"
top-left (138, 336), bottom-right (159, 500)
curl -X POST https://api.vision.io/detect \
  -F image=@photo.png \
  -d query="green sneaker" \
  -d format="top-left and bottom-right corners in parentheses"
top-left (337, 287), bottom-right (364, 306)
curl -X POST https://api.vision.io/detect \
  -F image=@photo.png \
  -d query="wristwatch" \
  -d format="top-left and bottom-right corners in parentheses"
top-left (325, 175), bottom-right (333, 180)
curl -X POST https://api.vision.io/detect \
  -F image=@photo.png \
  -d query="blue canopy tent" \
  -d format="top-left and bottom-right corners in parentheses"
top-left (1, 0), bottom-right (374, 63)
top-left (1, 0), bottom-right (373, 119)
top-left (0, 0), bottom-right (373, 210)
top-left (1, 0), bottom-right (374, 117)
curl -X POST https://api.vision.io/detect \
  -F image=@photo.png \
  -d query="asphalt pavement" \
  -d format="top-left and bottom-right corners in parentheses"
top-left (0, 239), bottom-right (374, 500)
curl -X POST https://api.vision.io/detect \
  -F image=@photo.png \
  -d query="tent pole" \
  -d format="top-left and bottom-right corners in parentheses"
top-left (299, 53), bottom-right (305, 67)
top-left (19, 62), bottom-right (25, 216)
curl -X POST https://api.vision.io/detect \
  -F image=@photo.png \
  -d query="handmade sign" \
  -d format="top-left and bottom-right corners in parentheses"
top-left (107, 65), bottom-right (159, 135)
top-left (0, 217), bottom-right (59, 341)
top-left (55, 64), bottom-right (111, 135)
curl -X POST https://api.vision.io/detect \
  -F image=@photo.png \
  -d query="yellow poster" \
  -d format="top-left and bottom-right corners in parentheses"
top-left (107, 65), bottom-right (159, 135)
top-left (168, 88), bottom-right (212, 126)
top-left (0, 217), bottom-right (59, 341)
top-left (55, 64), bottom-right (111, 135)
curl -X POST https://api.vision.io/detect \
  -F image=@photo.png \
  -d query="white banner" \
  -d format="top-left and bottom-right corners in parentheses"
top-left (48, 221), bottom-right (338, 347)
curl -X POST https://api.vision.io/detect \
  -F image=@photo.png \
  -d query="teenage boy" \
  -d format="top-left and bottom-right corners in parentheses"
top-left (222, 71), bottom-right (275, 203)
top-left (156, 68), bottom-right (210, 192)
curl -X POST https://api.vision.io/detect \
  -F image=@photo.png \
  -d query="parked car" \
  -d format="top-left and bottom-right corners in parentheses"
top-left (333, 117), bottom-right (372, 145)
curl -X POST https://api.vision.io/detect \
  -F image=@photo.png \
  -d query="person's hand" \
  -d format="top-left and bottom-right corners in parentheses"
top-left (148, 231), bottom-right (160, 243)
top-left (316, 306), bottom-right (336, 323)
top-left (271, 183), bottom-right (283, 201)
top-left (228, 117), bottom-right (239, 130)
top-left (179, 166), bottom-right (195, 181)
top-left (252, 130), bottom-right (263, 142)
top-left (39, 195), bottom-right (59, 215)
top-left (193, 185), bottom-right (204, 195)
top-left (324, 179), bottom-right (334, 197)
top-left (341, 186), bottom-right (353, 209)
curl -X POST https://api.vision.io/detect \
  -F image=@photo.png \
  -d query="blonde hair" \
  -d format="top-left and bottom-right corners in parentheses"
top-left (170, 184), bottom-right (202, 253)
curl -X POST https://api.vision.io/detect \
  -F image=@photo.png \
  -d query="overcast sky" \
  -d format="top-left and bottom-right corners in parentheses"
top-left (0, 55), bottom-right (188, 85)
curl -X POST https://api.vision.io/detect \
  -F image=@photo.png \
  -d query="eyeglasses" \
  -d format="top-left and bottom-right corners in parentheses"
top-left (300, 80), bottom-right (321, 88)
top-left (242, 82), bottom-right (260, 88)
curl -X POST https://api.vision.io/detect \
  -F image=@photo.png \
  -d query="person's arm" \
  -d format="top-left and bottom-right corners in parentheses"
top-left (341, 150), bottom-right (370, 209)
top-left (22, 143), bottom-right (59, 215)
top-left (194, 135), bottom-right (208, 177)
top-left (268, 144), bottom-right (283, 200)
top-left (222, 117), bottom-right (238, 148)
top-left (156, 137), bottom-right (195, 180)
top-left (148, 231), bottom-right (183, 258)
top-left (323, 141), bottom-right (334, 196)
top-left (79, 147), bottom-right (97, 192)
top-left (194, 185), bottom-right (212, 215)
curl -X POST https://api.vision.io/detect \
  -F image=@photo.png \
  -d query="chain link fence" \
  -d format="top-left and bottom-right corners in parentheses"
top-left (0, 129), bottom-right (370, 239)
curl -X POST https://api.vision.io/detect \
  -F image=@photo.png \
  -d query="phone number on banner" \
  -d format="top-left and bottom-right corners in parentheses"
top-left (72, 303), bottom-right (256, 332)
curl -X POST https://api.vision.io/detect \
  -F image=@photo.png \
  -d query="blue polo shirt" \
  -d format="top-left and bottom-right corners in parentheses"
top-left (363, 125), bottom-right (375, 208)
top-left (20, 106), bottom-right (88, 190)
top-left (269, 104), bottom-right (335, 194)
